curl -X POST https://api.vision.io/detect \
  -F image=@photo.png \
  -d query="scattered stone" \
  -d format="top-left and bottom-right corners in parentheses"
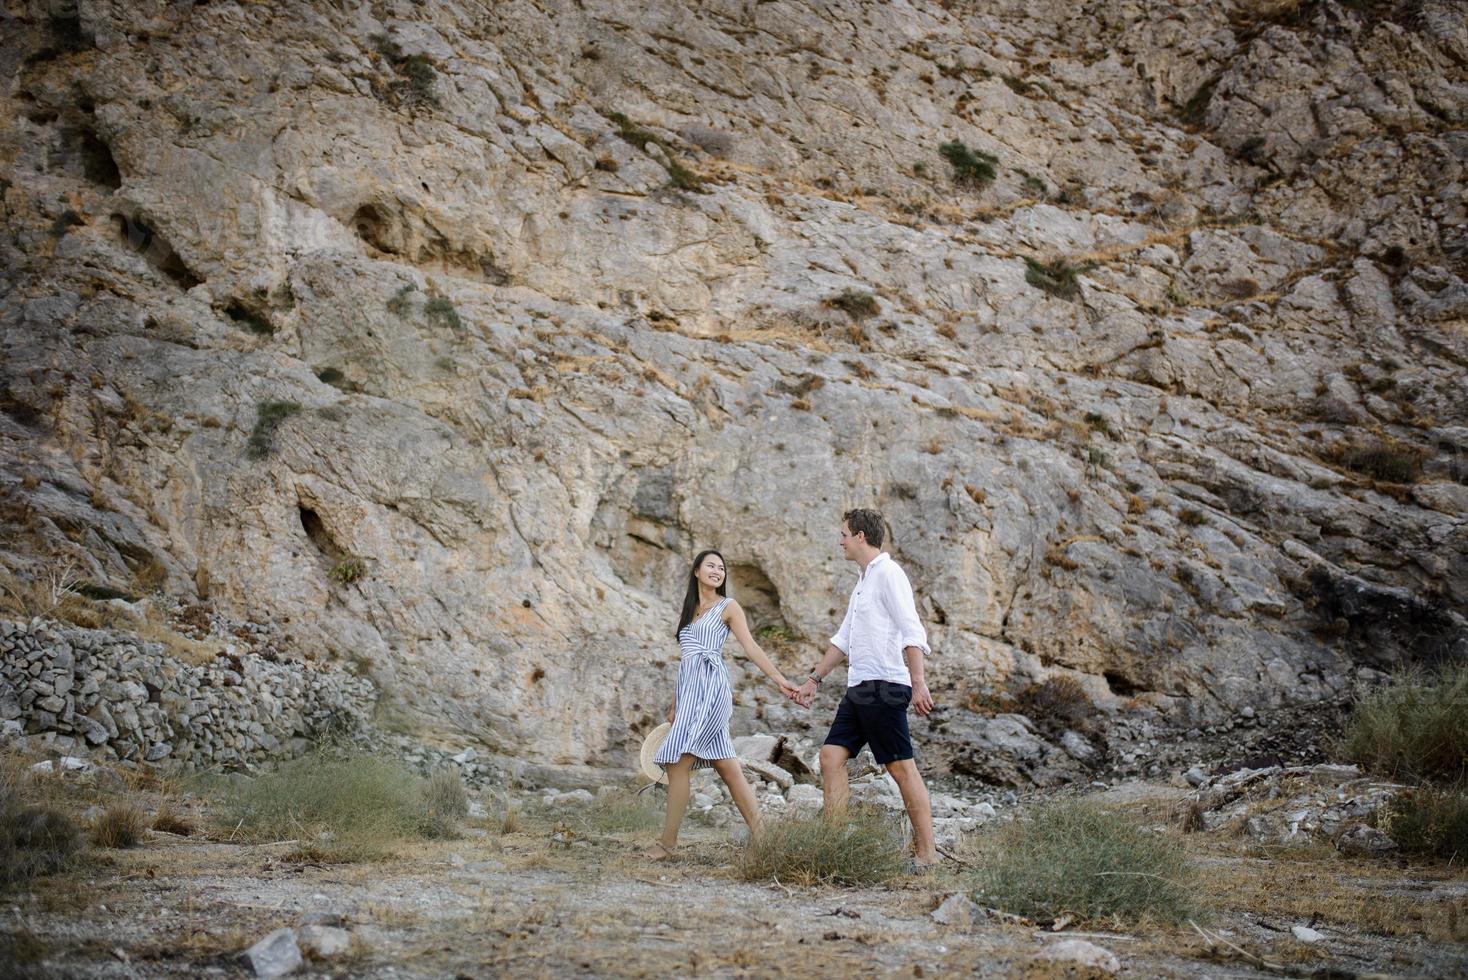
top-left (297, 924), bottom-right (352, 960)
top-left (1335, 825), bottom-right (1396, 856)
top-left (452, 747), bottom-right (478, 764)
top-left (1184, 766), bottom-right (1208, 787)
top-left (1291, 925), bottom-right (1324, 943)
top-left (1033, 938), bottom-right (1120, 975)
top-left (241, 927), bottom-right (303, 978)
top-left (931, 892), bottom-right (980, 927)
top-left (733, 733), bottom-right (780, 762)
top-left (296, 910), bottom-right (343, 928)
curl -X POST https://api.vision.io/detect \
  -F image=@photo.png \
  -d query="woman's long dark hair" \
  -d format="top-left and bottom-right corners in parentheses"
top-left (675, 549), bottom-right (728, 638)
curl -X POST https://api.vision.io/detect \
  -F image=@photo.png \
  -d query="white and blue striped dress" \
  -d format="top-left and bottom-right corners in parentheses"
top-left (655, 597), bottom-right (736, 771)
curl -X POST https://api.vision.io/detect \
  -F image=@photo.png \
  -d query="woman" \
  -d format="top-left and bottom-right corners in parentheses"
top-left (644, 549), bottom-right (800, 860)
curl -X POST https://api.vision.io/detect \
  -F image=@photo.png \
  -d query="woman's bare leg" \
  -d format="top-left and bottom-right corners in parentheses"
top-left (645, 754), bottom-right (696, 857)
top-left (710, 757), bottom-right (763, 841)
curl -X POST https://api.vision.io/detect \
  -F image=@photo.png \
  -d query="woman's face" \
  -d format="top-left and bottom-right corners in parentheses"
top-left (695, 554), bottom-right (726, 590)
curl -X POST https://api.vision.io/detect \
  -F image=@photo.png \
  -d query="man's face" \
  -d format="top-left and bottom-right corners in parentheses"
top-left (838, 522), bottom-right (862, 560)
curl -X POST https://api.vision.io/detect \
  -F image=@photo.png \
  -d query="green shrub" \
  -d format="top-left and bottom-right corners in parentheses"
top-left (372, 35), bottom-right (439, 109)
top-left (1025, 257), bottom-right (1088, 301)
top-left (216, 750), bottom-right (463, 860)
top-left (329, 555), bottom-right (367, 585)
top-left (246, 400), bottom-right (300, 459)
top-left (1343, 665), bottom-right (1468, 784)
top-left (665, 158), bottom-right (707, 193)
top-left (387, 284), bottom-right (417, 317)
top-left (966, 801), bottom-right (1204, 924)
top-left (827, 289), bottom-right (879, 320)
top-left (938, 140), bottom-right (998, 188)
top-left (1333, 438), bottom-right (1425, 484)
top-left (1381, 786), bottom-right (1468, 861)
top-left (1178, 507), bottom-right (1206, 526)
top-left (738, 808), bottom-right (908, 886)
top-left (89, 804), bottom-right (147, 848)
top-left (1, 800), bottom-right (82, 886)
top-left (424, 297), bottom-right (462, 331)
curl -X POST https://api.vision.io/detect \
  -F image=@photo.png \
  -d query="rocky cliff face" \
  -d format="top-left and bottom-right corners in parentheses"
top-left (1, 0), bottom-right (1464, 785)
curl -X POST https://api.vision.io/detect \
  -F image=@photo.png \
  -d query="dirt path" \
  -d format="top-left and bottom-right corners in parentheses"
top-left (6, 808), bottom-right (1468, 979)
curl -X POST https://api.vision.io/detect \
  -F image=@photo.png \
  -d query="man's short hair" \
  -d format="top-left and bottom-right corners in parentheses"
top-left (843, 508), bottom-right (886, 549)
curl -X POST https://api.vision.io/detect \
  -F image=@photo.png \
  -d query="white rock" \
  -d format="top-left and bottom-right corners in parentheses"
top-left (1291, 925), bottom-right (1324, 943)
top-left (241, 927), bottom-right (303, 978)
top-left (1034, 938), bottom-right (1120, 974)
top-left (931, 892), bottom-right (980, 927)
top-left (733, 734), bottom-right (780, 762)
top-left (297, 924), bottom-right (352, 959)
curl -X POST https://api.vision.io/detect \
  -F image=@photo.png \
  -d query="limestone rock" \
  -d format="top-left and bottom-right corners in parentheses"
top-left (241, 928), bottom-right (303, 978)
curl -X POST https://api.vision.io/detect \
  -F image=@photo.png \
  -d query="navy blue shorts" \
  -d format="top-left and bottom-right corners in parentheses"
top-left (822, 680), bottom-right (913, 765)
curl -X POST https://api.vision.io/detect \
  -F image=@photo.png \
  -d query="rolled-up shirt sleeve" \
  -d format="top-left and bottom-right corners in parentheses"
top-left (830, 594), bottom-right (855, 654)
top-left (883, 565), bottom-right (930, 655)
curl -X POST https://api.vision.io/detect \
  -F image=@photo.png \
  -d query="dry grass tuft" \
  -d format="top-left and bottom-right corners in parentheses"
top-left (89, 804), bottom-right (148, 849)
top-left (738, 808), bottom-right (908, 886)
top-left (151, 800), bottom-right (196, 836)
top-left (965, 801), bottom-right (1205, 925)
top-left (1379, 785), bottom-right (1468, 862)
top-left (216, 749), bottom-right (464, 861)
top-left (577, 790), bottom-right (663, 835)
top-left (1343, 664), bottom-right (1468, 784)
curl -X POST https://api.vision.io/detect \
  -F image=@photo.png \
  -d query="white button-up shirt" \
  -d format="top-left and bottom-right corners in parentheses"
top-left (830, 552), bottom-right (930, 687)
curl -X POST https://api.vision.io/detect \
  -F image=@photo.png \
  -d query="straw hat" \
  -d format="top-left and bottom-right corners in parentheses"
top-left (638, 722), bottom-right (671, 784)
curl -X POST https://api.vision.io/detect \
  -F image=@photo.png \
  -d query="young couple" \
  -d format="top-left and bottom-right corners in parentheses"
top-left (643, 508), bottom-right (939, 871)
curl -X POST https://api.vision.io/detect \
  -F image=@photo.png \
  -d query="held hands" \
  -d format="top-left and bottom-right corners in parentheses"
top-left (793, 677), bottom-right (819, 708)
top-left (777, 678), bottom-right (802, 703)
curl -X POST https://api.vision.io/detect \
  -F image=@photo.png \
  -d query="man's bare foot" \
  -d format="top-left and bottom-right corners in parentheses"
top-left (641, 840), bottom-right (676, 861)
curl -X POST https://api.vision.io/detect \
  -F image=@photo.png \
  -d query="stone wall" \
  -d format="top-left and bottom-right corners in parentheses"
top-left (0, 618), bottom-right (376, 768)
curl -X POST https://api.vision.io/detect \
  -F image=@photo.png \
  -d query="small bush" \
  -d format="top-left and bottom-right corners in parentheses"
top-left (329, 555), bottom-right (367, 585)
top-left (1220, 276), bottom-right (1260, 299)
top-left (217, 750), bottom-right (460, 860)
top-left (372, 36), bottom-right (440, 110)
top-left (1178, 507), bottom-right (1206, 526)
top-left (826, 289), bottom-right (879, 320)
top-left (1016, 676), bottom-right (1095, 735)
top-left (1381, 786), bottom-right (1468, 861)
top-left (316, 367), bottom-right (346, 386)
top-left (1332, 438), bottom-right (1425, 484)
top-left (386, 283), bottom-right (417, 317)
top-left (966, 801), bottom-right (1204, 924)
top-left (1343, 665), bottom-right (1468, 784)
top-left (246, 400), bottom-right (300, 459)
top-left (1, 801), bottom-right (82, 886)
top-left (938, 140), bottom-right (998, 188)
top-left (1025, 257), bottom-right (1088, 301)
top-left (424, 297), bottom-right (462, 331)
top-left (664, 158), bottom-right (707, 193)
top-left (89, 804), bottom-right (147, 849)
top-left (1083, 412), bottom-right (1117, 439)
top-left (578, 791), bottom-right (662, 835)
top-left (421, 769), bottom-right (469, 839)
top-left (738, 808), bottom-right (908, 886)
top-left (152, 800), bottom-right (196, 836)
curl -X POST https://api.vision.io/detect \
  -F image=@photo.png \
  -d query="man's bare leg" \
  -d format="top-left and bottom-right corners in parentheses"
top-left (819, 744), bottom-right (852, 818)
top-left (886, 758), bottom-right (938, 865)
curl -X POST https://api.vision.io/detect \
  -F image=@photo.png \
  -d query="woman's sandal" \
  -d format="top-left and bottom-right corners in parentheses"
top-left (641, 841), bottom-right (677, 861)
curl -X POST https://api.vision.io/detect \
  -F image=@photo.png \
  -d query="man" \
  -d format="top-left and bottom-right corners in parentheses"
top-left (795, 508), bottom-right (939, 870)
